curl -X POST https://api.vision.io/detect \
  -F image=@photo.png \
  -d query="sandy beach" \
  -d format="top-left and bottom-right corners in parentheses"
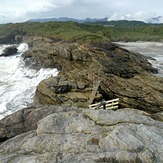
top-left (116, 41), bottom-right (163, 57)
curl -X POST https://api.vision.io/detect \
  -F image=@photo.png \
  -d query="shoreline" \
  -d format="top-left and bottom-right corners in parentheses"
top-left (115, 41), bottom-right (163, 77)
top-left (115, 41), bottom-right (163, 56)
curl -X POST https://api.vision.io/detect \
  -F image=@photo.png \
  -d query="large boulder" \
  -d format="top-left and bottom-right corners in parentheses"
top-left (0, 106), bottom-right (163, 162)
top-left (0, 46), bottom-right (18, 57)
top-left (22, 39), bottom-right (163, 113)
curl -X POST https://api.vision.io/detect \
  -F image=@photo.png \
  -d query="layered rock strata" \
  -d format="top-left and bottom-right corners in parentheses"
top-left (22, 38), bottom-right (163, 113)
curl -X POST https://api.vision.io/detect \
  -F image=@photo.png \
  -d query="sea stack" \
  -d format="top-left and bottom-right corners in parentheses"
top-left (0, 46), bottom-right (18, 57)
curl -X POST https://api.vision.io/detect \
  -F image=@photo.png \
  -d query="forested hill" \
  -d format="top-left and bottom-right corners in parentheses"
top-left (27, 18), bottom-right (163, 26)
top-left (1, 20), bottom-right (163, 44)
top-left (92, 20), bottom-right (148, 26)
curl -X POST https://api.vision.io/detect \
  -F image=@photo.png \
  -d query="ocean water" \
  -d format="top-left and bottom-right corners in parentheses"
top-left (0, 43), bottom-right (58, 119)
top-left (116, 42), bottom-right (163, 77)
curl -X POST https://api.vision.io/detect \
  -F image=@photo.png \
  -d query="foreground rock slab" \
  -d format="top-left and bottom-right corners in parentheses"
top-left (0, 107), bottom-right (163, 163)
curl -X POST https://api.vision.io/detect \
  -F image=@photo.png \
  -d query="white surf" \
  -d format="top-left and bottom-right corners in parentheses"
top-left (0, 43), bottom-right (58, 119)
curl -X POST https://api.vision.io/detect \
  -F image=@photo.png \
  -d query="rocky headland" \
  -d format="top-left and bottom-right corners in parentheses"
top-left (22, 37), bottom-right (163, 113)
top-left (0, 36), bottom-right (163, 162)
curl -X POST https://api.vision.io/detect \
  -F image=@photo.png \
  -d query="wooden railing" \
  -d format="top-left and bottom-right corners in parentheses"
top-left (89, 98), bottom-right (119, 110)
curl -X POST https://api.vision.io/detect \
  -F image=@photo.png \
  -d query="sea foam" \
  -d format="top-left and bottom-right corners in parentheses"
top-left (0, 43), bottom-right (58, 119)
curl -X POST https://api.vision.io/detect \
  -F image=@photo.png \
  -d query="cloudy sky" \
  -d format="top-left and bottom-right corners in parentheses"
top-left (0, 0), bottom-right (163, 24)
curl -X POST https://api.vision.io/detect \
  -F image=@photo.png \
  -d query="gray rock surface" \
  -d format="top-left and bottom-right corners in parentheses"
top-left (0, 106), bottom-right (76, 142)
top-left (0, 107), bottom-right (163, 163)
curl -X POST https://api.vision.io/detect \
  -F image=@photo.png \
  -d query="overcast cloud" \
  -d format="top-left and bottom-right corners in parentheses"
top-left (0, 0), bottom-right (163, 24)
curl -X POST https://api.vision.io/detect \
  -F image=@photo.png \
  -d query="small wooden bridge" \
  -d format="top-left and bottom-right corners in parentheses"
top-left (89, 98), bottom-right (119, 110)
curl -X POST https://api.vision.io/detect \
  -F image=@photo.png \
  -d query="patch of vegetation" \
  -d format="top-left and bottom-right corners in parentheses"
top-left (80, 22), bottom-right (163, 42)
top-left (1, 20), bottom-right (163, 44)
top-left (0, 22), bottom-right (109, 44)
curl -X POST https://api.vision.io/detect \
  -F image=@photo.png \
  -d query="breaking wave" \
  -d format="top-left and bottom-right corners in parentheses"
top-left (0, 43), bottom-right (58, 119)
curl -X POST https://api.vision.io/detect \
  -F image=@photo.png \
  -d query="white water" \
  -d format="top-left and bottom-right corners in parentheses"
top-left (0, 43), bottom-right (58, 119)
top-left (116, 42), bottom-right (163, 77)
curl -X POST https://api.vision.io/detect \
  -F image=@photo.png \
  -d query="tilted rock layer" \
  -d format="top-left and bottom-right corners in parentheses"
top-left (22, 37), bottom-right (163, 113)
top-left (0, 106), bottom-right (163, 163)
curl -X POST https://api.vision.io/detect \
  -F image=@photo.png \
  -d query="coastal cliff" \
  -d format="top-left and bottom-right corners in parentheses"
top-left (0, 36), bottom-right (163, 162)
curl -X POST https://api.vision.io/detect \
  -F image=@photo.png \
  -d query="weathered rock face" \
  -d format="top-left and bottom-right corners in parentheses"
top-left (0, 46), bottom-right (18, 57)
top-left (22, 38), bottom-right (163, 113)
top-left (0, 106), bottom-right (163, 163)
top-left (0, 106), bottom-right (76, 142)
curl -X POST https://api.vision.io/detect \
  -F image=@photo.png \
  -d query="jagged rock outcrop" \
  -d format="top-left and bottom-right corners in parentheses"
top-left (0, 106), bottom-right (163, 163)
top-left (22, 38), bottom-right (163, 113)
top-left (0, 46), bottom-right (18, 57)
